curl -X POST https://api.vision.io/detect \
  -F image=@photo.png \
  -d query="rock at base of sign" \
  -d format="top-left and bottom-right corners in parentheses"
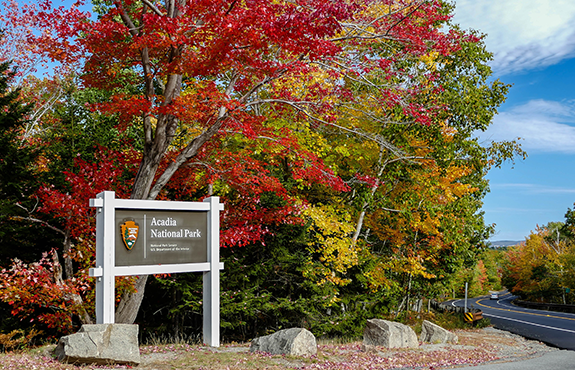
top-left (363, 319), bottom-right (419, 348)
top-left (250, 328), bottom-right (317, 356)
top-left (420, 320), bottom-right (458, 344)
top-left (54, 324), bottom-right (140, 366)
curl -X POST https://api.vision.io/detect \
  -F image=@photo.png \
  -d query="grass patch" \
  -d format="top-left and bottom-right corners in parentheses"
top-left (381, 309), bottom-right (492, 333)
top-left (170, 350), bottom-right (282, 369)
top-left (142, 332), bottom-right (202, 346)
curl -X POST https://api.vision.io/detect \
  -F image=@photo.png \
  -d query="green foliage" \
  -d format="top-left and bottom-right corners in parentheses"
top-left (0, 63), bottom-right (58, 333)
top-left (139, 220), bottom-right (396, 342)
top-left (443, 249), bottom-right (503, 300)
top-left (0, 62), bottom-right (58, 265)
top-left (35, 80), bottom-right (142, 189)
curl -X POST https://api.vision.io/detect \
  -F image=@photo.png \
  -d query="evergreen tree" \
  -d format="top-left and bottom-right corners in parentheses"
top-left (0, 62), bottom-right (56, 266)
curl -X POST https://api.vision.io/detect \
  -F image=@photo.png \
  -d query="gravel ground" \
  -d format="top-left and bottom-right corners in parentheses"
top-left (135, 327), bottom-right (560, 369)
top-left (1, 327), bottom-right (557, 370)
top-left (429, 327), bottom-right (559, 367)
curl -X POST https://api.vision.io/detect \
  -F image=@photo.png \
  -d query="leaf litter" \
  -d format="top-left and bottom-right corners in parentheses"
top-left (0, 327), bottom-right (558, 370)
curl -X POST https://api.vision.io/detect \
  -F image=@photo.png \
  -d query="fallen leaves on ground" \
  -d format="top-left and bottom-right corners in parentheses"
top-left (0, 328), bottom-right (555, 370)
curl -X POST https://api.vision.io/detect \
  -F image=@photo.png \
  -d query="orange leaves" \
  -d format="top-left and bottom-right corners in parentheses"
top-left (475, 259), bottom-right (488, 291)
top-left (502, 225), bottom-right (571, 301)
top-left (357, 127), bottom-right (485, 292)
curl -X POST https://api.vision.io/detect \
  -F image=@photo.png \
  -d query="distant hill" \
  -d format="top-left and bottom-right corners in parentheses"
top-left (489, 240), bottom-right (523, 248)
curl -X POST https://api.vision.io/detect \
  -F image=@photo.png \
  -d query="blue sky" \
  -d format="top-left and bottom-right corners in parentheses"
top-left (453, 0), bottom-right (575, 241)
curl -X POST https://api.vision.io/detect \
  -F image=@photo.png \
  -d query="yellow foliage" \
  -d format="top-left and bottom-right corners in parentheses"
top-left (420, 51), bottom-right (439, 71)
top-left (272, 66), bottom-right (338, 107)
top-left (302, 203), bottom-right (360, 287)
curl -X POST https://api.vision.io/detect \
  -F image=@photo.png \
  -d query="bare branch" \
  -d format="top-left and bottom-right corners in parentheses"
top-left (11, 216), bottom-right (66, 236)
top-left (22, 87), bottom-right (63, 144)
top-left (142, 0), bottom-right (165, 16)
top-left (245, 98), bottom-right (408, 157)
top-left (332, 1), bottom-right (426, 42)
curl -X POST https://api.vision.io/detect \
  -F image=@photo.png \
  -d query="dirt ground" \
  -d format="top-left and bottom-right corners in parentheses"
top-left (0, 327), bottom-right (558, 370)
top-left (136, 327), bottom-right (558, 369)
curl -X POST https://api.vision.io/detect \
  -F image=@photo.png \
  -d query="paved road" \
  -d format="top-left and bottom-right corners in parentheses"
top-left (451, 291), bottom-right (575, 350)
top-left (448, 292), bottom-right (575, 369)
top-left (469, 350), bottom-right (575, 370)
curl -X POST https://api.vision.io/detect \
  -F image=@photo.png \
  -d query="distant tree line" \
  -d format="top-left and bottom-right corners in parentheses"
top-left (501, 206), bottom-right (575, 305)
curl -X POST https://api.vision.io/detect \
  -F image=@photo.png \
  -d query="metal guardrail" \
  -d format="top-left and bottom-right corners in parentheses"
top-left (430, 299), bottom-right (481, 314)
top-left (430, 299), bottom-right (484, 325)
top-left (513, 300), bottom-right (575, 314)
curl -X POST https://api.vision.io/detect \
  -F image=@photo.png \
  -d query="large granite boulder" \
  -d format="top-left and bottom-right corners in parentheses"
top-left (250, 328), bottom-right (317, 356)
top-left (363, 319), bottom-right (418, 348)
top-left (54, 324), bottom-right (140, 365)
top-left (420, 320), bottom-right (458, 344)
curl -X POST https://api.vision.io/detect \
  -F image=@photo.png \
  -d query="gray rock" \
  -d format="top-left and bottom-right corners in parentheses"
top-left (54, 324), bottom-right (140, 365)
top-left (363, 319), bottom-right (418, 348)
top-left (250, 328), bottom-right (317, 356)
top-left (420, 320), bottom-right (458, 344)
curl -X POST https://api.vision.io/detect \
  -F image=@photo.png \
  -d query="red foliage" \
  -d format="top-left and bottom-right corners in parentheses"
top-left (0, 250), bottom-right (90, 334)
top-left (0, 0), bottom-right (485, 328)
top-left (37, 147), bottom-right (139, 240)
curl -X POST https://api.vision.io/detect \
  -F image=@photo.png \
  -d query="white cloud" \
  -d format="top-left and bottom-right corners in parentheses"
top-left (479, 99), bottom-right (575, 153)
top-left (490, 183), bottom-right (575, 195)
top-left (453, 0), bottom-right (575, 75)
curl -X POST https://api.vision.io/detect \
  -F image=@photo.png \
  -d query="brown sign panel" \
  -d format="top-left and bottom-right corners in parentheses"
top-left (115, 209), bottom-right (208, 266)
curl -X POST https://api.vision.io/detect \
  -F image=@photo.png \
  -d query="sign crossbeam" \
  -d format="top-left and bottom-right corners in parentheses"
top-left (89, 191), bottom-right (224, 347)
top-left (89, 262), bottom-right (225, 277)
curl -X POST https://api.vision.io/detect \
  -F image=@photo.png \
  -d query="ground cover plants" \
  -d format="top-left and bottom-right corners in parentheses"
top-left (0, 312), bottom-right (501, 370)
top-left (0, 335), bottom-right (498, 370)
top-left (0, 327), bottom-right (546, 370)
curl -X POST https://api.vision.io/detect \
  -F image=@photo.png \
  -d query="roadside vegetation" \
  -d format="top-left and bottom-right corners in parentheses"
top-left (501, 207), bottom-right (575, 304)
top-left (1, 0), bottom-right (514, 348)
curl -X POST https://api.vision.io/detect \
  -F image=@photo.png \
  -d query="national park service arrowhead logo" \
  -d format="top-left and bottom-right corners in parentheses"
top-left (120, 219), bottom-right (139, 250)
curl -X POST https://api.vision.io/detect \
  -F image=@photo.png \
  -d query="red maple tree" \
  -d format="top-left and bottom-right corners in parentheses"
top-left (0, 0), bottom-right (478, 327)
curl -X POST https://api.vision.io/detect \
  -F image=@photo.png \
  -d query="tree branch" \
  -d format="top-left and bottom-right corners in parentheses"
top-left (142, 0), bottom-right (165, 16)
top-left (11, 216), bottom-right (66, 236)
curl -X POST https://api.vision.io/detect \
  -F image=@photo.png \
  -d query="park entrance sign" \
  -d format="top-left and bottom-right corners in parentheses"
top-left (115, 209), bottom-right (208, 266)
top-left (88, 191), bottom-right (224, 347)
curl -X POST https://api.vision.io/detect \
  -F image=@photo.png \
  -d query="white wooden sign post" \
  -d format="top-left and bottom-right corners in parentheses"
top-left (88, 191), bottom-right (224, 347)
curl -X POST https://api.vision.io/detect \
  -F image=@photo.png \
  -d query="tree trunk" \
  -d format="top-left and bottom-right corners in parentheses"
top-left (115, 152), bottom-right (162, 323)
top-left (111, 0), bottom-right (238, 325)
top-left (52, 250), bottom-right (93, 324)
top-left (62, 226), bottom-right (74, 280)
top-left (115, 275), bottom-right (148, 324)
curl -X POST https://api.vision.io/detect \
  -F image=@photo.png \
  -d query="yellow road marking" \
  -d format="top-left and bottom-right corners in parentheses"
top-left (474, 294), bottom-right (575, 322)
